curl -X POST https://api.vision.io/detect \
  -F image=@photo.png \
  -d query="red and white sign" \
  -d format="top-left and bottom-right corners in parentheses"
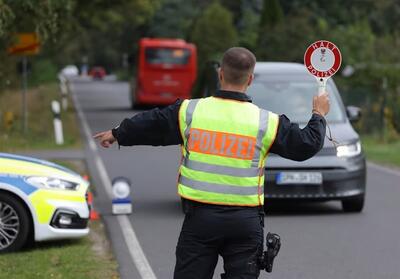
top-left (304, 40), bottom-right (341, 78)
top-left (8, 33), bottom-right (40, 56)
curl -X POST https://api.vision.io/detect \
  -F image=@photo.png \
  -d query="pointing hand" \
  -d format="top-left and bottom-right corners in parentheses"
top-left (93, 130), bottom-right (116, 148)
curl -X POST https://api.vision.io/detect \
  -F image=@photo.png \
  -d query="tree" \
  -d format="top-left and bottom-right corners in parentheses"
top-left (257, 8), bottom-right (318, 61)
top-left (0, 0), bottom-right (72, 44)
top-left (189, 1), bottom-right (237, 98)
top-left (256, 0), bottom-right (284, 56)
top-left (238, 8), bottom-right (260, 50)
top-left (220, 0), bottom-right (244, 26)
top-left (146, 0), bottom-right (199, 39)
top-left (259, 0), bottom-right (283, 31)
top-left (60, 0), bottom-right (160, 70)
top-left (190, 1), bottom-right (238, 64)
top-left (0, 0), bottom-right (161, 87)
top-left (226, 0), bottom-right (262, 51)
top-left (0, 0), bottom-right (73, 90)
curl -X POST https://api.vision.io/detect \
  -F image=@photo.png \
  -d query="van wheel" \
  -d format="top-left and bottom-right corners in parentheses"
top-left (341, 194), bottom-right (365, 213)
top-left (0, 193), bottom-right (30, 253)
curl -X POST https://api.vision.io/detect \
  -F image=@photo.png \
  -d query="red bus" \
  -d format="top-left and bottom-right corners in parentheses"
top-left (131, 38), bottom-right (197, 107)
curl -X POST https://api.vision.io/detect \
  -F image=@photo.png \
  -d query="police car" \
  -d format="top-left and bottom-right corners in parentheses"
top-left (0, 153), bottom-right (90, 253)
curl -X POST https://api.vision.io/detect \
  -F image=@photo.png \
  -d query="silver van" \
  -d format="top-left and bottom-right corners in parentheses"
top-left (202, 62), bottom-right (366, 212)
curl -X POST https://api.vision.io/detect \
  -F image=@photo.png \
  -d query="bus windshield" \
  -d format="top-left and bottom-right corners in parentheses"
top-left (145, 48), bottom-right (191, 65)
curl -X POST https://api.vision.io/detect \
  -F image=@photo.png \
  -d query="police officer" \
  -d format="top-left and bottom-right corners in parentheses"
top-left (94, 47), bottom-right (329, 279)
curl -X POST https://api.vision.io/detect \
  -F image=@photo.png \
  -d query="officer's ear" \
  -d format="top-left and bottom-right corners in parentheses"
top-left (247, 73), bottom-right (254, 86)
top-left (218, 68), bottom-right (224, 83)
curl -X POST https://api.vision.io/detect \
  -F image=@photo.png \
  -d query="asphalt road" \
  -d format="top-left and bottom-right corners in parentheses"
top-left (73, 80), bottom-right (400, 279)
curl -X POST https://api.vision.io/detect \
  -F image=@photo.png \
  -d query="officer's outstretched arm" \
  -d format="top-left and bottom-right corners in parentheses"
top-left (269, 93), bottom-right (329, 161)
top-left (98, 100), bottom-right (183, 147)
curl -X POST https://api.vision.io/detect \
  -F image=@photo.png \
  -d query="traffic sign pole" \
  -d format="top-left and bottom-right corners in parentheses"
top-left (22, 56), bottom-right (28, 133)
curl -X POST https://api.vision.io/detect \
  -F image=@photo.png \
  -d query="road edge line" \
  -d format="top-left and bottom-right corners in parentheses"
top-left (367, 162), bottom-right (400, 177)
top-left (70, 81), bottom-right (157, 279)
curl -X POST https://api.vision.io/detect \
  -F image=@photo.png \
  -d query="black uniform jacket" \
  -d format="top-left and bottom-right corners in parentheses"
top-left (112, 90), bottom-right (326, 162)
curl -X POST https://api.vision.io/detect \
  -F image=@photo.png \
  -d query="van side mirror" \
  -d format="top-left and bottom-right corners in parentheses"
top-left (346, 106), bottom-right (361, 122)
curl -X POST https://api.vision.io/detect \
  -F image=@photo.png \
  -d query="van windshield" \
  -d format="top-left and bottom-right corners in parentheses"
top-left (145, 48), bottom-right (191, 65)
top-left (247, 74), bottom-right (345, 123)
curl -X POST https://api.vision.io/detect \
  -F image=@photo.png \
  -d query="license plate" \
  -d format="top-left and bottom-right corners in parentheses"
top-left (276, 172), bottom-right (322, 185)
top-left (160, 92), bottom-right (172, 98)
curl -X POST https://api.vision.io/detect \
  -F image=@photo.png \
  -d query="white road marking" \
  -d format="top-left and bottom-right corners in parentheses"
top-left (367, 162), bottom-right (400, 177)
top-left (70, 81), bottom-right (157, 279)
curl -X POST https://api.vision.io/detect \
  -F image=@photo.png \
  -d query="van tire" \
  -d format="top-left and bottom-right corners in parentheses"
top-left (341, 194), bottom-right (365, 213)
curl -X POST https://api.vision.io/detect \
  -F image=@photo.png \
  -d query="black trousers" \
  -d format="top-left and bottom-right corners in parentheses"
top-left (174, 201), bottom-right (264, 279)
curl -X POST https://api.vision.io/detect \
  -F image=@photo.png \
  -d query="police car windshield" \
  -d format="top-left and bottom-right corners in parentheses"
top-left (247, 74), bottom-right (345, 123)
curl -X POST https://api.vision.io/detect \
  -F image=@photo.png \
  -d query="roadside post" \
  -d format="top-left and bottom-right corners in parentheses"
top-left (304, 40), bottom-right (342, 95)
top-left (58, 75), bottom-right (69, 111)
top-left (112, 177), bottom-right (132, 214)
top-left (51, 100), bottom-right (64, 145)
top-left (7, 33), bottom-right (40, 133)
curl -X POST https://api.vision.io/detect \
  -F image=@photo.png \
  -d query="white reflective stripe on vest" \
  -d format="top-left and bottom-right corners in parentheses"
top-left (179, 175), bottom-right (262, 195)
top-left (183, 99), bottom-right (200, 155)
top-left (184, 99), bottom-right (200, 140)
top-left (252, 109), bottom-right (269, 167)
top-left (183, 157), bottom-right (262, 177)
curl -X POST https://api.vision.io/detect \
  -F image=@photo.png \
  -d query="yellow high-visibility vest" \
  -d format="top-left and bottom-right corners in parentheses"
top-left (177, 96), bottom-right (279, 206)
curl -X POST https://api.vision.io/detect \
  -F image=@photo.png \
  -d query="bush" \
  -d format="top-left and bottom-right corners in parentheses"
top-left (29, 58), bottom-right (58, 86)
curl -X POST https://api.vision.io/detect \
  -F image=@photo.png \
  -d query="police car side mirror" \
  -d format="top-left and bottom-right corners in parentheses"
top-left (346, 106), bottom-right (361, 123)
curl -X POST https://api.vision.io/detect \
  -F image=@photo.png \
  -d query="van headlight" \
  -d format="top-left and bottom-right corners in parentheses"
top-left (26, 176), bottom-right (80, 191)
top-left (336, 141), bottom-right (361, 157)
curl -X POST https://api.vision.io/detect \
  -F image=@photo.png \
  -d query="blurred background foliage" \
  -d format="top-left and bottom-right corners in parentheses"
top-left (0, 0), bottom-right (399, 138)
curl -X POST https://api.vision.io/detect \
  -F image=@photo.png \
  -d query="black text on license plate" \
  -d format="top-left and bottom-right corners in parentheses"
top-left (276, 172), bottom-right (322, 185)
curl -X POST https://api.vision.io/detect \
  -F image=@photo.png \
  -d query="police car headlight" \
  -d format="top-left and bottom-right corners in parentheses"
top-left (26, 176), bottom-right (80, 191)
top-left (336, 141), bottom-right (361, 157)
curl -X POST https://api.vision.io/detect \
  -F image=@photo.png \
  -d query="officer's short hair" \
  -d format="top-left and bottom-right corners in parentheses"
top-left (221, 47), bottom-right (256, 86)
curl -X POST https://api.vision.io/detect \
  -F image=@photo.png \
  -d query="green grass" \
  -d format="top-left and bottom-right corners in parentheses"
top-left (0, 83), bottom-right (81, 152)
top-left (0, 221), bottom-right (119, 279)
top-left (361, 135), bottom-right (400, 167)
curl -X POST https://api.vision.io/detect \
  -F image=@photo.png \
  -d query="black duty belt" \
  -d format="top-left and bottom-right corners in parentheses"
top-left (181, 198), bottom-right (264, 214)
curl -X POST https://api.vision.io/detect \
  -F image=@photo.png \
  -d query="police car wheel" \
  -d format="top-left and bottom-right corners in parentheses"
top-left (0, 193), bottom-right (30, 253)
top-left (341, 194), bottom-right (365, 213)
